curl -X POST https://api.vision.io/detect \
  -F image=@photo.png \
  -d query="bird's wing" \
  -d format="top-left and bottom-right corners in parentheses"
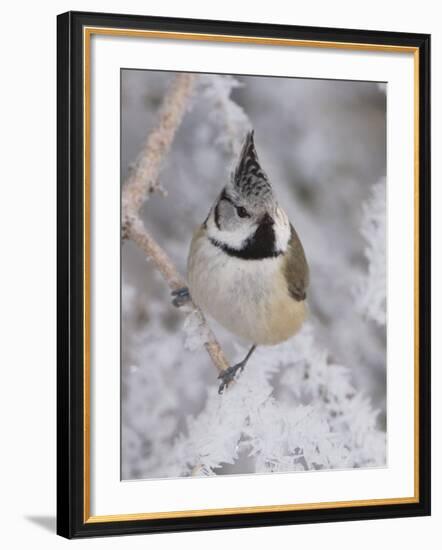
top-left (283, 224), bottom-right (309, 301)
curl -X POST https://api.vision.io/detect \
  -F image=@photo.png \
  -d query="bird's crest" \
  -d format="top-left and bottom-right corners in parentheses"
top-left (233, 131), bottom-right (274, 207)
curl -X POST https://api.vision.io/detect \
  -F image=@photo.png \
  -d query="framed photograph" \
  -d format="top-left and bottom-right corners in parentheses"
top-left (57, 11), bottom-right (431, 538)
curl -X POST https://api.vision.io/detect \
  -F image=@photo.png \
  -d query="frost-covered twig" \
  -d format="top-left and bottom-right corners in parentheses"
top-left (122, 73), bottom-right (230, 374)
top-left (162, 324), bottom-right (385, 477)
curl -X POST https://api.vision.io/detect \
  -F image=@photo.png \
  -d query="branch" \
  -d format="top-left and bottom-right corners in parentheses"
top-left (122, 73), bottom-right (230, 374)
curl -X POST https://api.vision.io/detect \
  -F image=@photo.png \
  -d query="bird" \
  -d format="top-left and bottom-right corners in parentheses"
top-left (172, 131), bottom-right (309, 394)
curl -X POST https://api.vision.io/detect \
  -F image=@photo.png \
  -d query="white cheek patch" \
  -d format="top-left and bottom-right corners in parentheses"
top-left (273, 208), bottom-right (291, 252)
top-left (206, 210), bottom-right (257, 250)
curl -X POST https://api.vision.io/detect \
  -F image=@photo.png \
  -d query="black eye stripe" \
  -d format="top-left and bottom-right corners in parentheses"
top-left (220, 189), bottom-right (235, 206)
top-left (218, 189), bottom-right (250, 218)
top-left (214, 203), bottom-right (221, 229)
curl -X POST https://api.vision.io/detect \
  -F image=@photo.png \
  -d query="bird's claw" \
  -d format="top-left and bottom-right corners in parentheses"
top-left (171, 287), bottom-right (191, 308)
top-left (217, 362), bottom-right (245, 394)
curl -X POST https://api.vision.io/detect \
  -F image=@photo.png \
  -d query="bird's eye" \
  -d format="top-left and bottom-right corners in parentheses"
top-left (236, 206), bottom-right (249, 218)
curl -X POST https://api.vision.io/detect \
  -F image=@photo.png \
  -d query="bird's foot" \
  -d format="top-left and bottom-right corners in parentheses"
top-left (171, 287), bottom-right (191, 308)
top-left (218, 361), bottom-right (246, 395)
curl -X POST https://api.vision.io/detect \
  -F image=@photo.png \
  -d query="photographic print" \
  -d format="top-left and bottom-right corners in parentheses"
top-left (121, 70), bottom-right (387, 481)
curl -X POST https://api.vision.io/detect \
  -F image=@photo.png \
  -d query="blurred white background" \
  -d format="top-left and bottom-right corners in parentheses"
top-left (0, 1), bottom-right (439, 549)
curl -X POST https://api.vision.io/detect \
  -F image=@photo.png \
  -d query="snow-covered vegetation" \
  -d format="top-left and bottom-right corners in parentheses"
top-left (121, 71), bottom-right (387, 480)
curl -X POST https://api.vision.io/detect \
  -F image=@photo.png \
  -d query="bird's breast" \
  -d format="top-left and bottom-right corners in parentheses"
top-left (187, 229), bottom-right (306, 345)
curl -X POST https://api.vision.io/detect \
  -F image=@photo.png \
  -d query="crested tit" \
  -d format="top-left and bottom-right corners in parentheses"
top-left (173, 131), bottom-right (309, 393)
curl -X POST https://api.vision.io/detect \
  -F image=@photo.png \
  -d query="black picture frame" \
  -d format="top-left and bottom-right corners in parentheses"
top-left (57, 10), bottom-right (431, 539)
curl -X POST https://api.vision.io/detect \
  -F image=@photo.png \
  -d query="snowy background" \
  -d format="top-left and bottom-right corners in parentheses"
top-left (121, 70), bottom-right (387, 480)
